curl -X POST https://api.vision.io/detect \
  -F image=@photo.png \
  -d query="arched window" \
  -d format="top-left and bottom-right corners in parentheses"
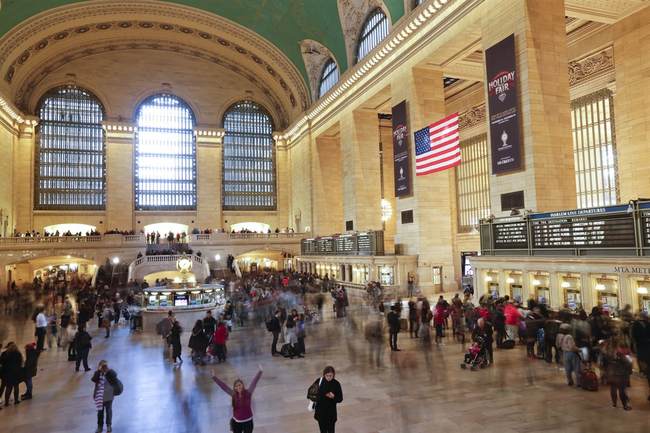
top-left (414, 0), bottom-right (424, 7)
top-left (318, 59), bottom-right (339, 98)
top-left (134, 94), bottom-right (196, 210)
top-left (35, 85), bottom-right (105, 210)
top-left (356, 9), bottom-right (389, 63)
top-left (222, 101), bottom-right (276, 210)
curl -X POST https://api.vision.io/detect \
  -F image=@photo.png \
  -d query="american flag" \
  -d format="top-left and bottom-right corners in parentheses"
top-left (414, 113), bottom-right (461, 176)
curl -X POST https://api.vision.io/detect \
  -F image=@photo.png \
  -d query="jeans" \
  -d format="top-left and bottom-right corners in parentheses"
top-left (231, 419), bottom-right (253, 433)
top-left (214, 344), bottom-right (226, 362)
top-left (35, 327), bottom-right (46, 351)
top-left (610, 382), bottom-right (629, 407)
top-left (24, 376), bottom-right (33, 395)
top-left (297, 336), bottom-right (305, 354)
top-left (271, 331), bottom-right (279, 354)
top-left (4, 382), bottom-right (19, 404)
top-left (76, 347), bottom-right (90, 371)
top-left (389, 330), bottom-right (398, 350)
top-left (318, 418), bottom-right (336, 433)
top-left (409, 319), bottom-right (418, 338)
top-left (97, 400), bottom-right (113, 428)
top-left (563, 351), bottom-right (581, 386)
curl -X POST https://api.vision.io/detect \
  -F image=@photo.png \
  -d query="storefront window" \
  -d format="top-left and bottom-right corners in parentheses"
top-left (506, 271), bottom-right (523, 303)
top-left (531, 272), bottom-right (550, 305)
top-left (593, 274), bottom-right (620, 316)
top-left (379, 265), bottom-right (394, 285)
top-left (560, 274), bottom-right (582, 311)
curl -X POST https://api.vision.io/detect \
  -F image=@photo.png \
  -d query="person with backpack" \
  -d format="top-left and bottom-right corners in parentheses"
top-left (92, 360), bottom-right (122, 433)
top-left (20, 343), bottom-right (39, 400)
top-left (312, 365), bottom-right (343, 433)
top-left (73, 325), bottom-right (93, 372)
top-left (212, 365), bottom-right (263, 433)
top-left (557, 323), bottom-right (581, 387)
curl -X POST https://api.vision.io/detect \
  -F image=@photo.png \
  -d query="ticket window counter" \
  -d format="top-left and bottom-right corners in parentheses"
top-left (593, 275), bottom-right (620, 317)
top-left (560, 274), bottom-right (582, 311)
top-left (505, 272), bottom-right (523, 303)
top-left (633, 280), bottom-right (650, 313)
top-left (531, 273), bottom-right (551, 306)
top-left (485, 271), bottom-right (500, 298)
top-left (379, 266), bottom-right (394, 285)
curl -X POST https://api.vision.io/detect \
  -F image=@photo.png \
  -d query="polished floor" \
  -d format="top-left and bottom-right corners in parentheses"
top-left (1, 308), bottom-right (649, 433)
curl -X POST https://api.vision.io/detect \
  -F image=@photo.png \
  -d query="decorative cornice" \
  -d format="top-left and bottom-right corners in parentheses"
top-left (568, 46), bottom-right (614, 87)
top-left (458, 103), bottom-right (485, 130)
top-left (281, 0), bottom-right (464, 143)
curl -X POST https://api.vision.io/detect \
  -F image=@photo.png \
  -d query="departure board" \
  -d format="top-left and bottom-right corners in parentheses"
top-left (642, 207), bottom-right (650, 247)
top-left (531, 212), bottom-right (635, 249)
top-left (492, 221), bottom-right (528, 249)
top-left (300, 231), bottom-right (384, 256)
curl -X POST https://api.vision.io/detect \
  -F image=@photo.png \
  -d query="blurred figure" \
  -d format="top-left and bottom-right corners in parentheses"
top-left (213, 320), bottom-right (229, 363)
top-left (604, 338), bottom-right (633, 410)
top-left (170, 319), bottom-right (183, 365)
top-left (473, 318), bottom-right (494, 365)
top-left (1, 342), bottom-right (23, 406)
top-left (21, 342), bottom-right (39, 400)
top-left (267, 310), bottom-right (281, 356)
top-left (189, 320), bottom-right (208, 365)
top-left (557, 323), bottom-right (581, 387)
top-left (34, 306), bottom-right (47, 351)
top-left (630, 311), bottom-right (650, 401)
top-left (73, 324), bottom-right (93, 372)
top-left (365, 314), bottom-right (384, 367)
top-left (296, 313), bottom-right (306, 356)
top-left (408, 300), bottom-right (418, 339)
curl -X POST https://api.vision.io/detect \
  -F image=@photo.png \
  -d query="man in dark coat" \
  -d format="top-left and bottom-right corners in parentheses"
top-left (387, 305), bottom-right (401, 351)
top-left (21, 343), bottom-right (39, 400)
top-left (631, 312), bottom-right (650, 401)
top-left (268, 311), bottom-right (282, 356)
top-left (0, 342), bottom-right (24, 406)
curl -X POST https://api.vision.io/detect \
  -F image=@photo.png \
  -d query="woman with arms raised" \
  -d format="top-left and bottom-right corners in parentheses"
top-left (212, 365), bottom-right (263, 433)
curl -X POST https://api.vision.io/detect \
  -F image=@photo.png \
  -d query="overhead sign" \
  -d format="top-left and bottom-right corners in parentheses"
top-left (485, 34), bottom-right (521, 174)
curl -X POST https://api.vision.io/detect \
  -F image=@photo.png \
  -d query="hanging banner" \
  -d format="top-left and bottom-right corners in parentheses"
top-left (486, 34), bottom-right (521, 174)
top-left (392, 100), bottom-right (411, 197)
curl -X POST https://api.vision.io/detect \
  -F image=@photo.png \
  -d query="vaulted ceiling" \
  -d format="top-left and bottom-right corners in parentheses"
top-left (0, 0), bottom-right (406, 80)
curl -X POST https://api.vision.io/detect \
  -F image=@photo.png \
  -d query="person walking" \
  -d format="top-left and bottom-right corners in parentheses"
top-left (189, 320), bottom-right (208, 365)
top-left (605, 338), bottom-right (633, 410)
top-left (91, 360), bottom-right (119, 433)
top-left (73, 324), bottom-right (93, 372)
top-left (102, 305), bottom-right (113, 338)
top-left (408, 300), bottom-right (418, 339)
top-left (34, 307), bottom-right (47, 352)
top-left (313, 366), bottom-right (343, 433)
top-left (296, 313), bottom-right (306, 356)
top-left (631, 311), bottom-right (650, 402)
top-left (212, 365), bottom-right (263, 433)
top-left (20, 343), bottom-right (39, 400)
top-left (1, 342), bottom-right (23, 406)
top-left (170, 319), bottom-right (183, 365)
top-left (387, 305), bottom-right (400, 351)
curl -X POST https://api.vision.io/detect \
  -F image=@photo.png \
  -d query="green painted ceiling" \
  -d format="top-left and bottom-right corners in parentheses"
top-left (0, 0), bottom-right (406, 83)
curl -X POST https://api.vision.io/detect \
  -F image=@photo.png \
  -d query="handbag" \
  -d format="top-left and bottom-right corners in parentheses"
top-left (307, 377), bottom-right (322, 411)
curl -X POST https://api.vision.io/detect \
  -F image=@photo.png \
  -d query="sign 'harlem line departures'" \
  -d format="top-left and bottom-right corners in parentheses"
top-left (414, 112), bottom-right (461, 176)
top-left (485, 33), bottom-right (521, 174)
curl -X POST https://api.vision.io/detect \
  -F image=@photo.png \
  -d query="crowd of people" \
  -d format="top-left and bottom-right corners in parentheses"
top-left (0, 266), bottom-right (649, 432)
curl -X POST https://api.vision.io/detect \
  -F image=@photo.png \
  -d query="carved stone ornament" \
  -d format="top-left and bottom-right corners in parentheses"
top-left (568, 47), bottom-right (614, 87)
top-left (459, 104), bottom-right (486, 130)
top-left (337, 0), bottom-right (390, 65)
top-left (300, 40), bottom-right (338, 101)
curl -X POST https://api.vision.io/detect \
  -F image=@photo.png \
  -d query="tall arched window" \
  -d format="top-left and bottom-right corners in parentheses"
top-left (35, 85), bottom-right (105, 210)
top-left (222, 101), bottom-right (276, 210)
top-left (135, 94), bottom-right (196, 210)
top-left (356, 9), bottom-right (389, 63)
top-left (318, 59), bottom-right (339, 98)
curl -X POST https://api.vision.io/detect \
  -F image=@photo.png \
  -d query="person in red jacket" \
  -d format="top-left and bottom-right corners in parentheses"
top-left (434, 302), bottom-right (448, 345)
top-left (504, 302), bottom-right (521, 341)
top-left (213, 320), bottom-right (229, 363)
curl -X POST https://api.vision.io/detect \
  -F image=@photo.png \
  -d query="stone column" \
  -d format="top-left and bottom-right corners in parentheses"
top-left (104, 122), bottom-right (135, 231)
top-left (340, 109), bottom-right (382, 232)
top-left (195, 128), bottom-right (223, 230)
top-left (391, 66), bottom-right (456, 294)
top-left (313, 133), bottom-right (343, 235)
top-left (613, 6), bottom-right (650, 201)
top-left (13, 118), bottom-right (36, 232)
top-left (274, 135), bottom-right (290, 231)
top-left (481, 0), bottom-right (575, 214)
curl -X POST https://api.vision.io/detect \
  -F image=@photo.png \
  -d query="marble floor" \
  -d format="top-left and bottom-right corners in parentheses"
top-left (1, 308), bottom-right (649, 433)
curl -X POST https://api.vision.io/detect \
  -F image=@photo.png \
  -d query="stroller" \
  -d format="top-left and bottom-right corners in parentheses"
top-left (460, 335), bottom-right (489, 370)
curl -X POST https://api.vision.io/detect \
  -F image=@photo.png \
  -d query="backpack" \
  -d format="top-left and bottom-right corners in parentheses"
top-left (307, 378), bottom-right (322, 402)
top-left (265, 319), bottom-right (274, 332)
top-left (580, 368), bottom-right (599, 391)
top-left (113, 378), bottom-right (124, 396)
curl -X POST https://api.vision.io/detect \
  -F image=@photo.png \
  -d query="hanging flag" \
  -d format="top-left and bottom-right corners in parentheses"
top-left (414, 113), bottom-right (461, 176)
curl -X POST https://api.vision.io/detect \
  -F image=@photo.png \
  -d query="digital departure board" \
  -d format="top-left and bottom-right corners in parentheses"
top-left (530, 205), bottom-right (635, 249)
top-left (641, 203), bottom-right (650, 247)
top-left (492, 221), bottom-right (528, 249)
top-left (301, 231), bottom-right (384, 256)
